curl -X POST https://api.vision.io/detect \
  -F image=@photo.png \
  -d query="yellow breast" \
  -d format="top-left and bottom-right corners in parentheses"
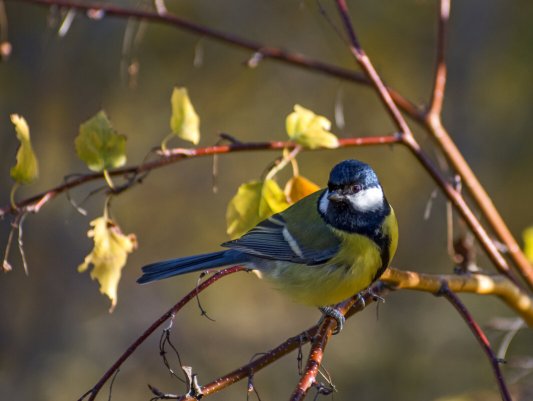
top-left (261, 232), bottom-right (383, 307)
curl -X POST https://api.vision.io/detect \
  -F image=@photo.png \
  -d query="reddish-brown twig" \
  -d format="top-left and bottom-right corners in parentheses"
top-left (427, 0), bottom-right (450, 118)
top-left (176, 268), bottom-right (530, 400)
top-left (437, 283), bottom-right (513, 401)
top-left (290, 297), bottom-right (356, 401)
top-left (333, 0), bottom-right (521, 287)
top-left (0, 135), bottom-right (400, 218)
top-left (11, 0), bottom-right (422, 120)
top-left (10, 0), bottom-right (532, 287)
top-left (9, 0), bottom-right (533, 288)
top-left (178, 292), bottom-right (375, 400)
top-left (422, 0), bottom-right (533, 288)
top-left (77, 265), bottom-right (247, 401)
top-left (84, 268), bottom-right (529, 401)
top-left (184, 328), bottom-right (318, 400)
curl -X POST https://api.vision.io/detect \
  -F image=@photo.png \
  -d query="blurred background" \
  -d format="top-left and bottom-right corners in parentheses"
top-left (1, 0), bottom-right (532, 400)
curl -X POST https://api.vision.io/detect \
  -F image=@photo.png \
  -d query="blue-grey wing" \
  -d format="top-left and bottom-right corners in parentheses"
top-left (221, 213), bottom-right (340, 265)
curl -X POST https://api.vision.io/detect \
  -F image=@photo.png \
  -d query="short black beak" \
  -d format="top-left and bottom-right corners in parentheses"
top-left (327, 191), bottom-right (346, 202)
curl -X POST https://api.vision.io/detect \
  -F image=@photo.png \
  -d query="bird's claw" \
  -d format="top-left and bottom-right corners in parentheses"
top-left (319, 306), bottom-right (345, 335)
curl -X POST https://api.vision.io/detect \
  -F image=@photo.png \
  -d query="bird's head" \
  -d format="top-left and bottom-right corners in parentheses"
top-left (319, 160), bottom-right (386, 222)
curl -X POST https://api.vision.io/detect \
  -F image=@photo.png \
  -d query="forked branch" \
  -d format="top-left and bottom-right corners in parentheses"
top-left (333, 0), bottom-right (524, 288)
top-left (78, 265), bottom-right (247, 401)
top-left (7, 0), bottom-right (533, 288)
top-left (0, 135), bottom-right (400, 218)
top-left (81, 267), bottom-right (530, 401)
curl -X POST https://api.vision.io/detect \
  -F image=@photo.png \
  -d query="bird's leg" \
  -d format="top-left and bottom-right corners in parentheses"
top-left (318, 306), bottom-right (345, 335)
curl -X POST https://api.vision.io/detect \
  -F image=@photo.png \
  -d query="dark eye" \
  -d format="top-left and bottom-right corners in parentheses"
top-left (351, 184), bottom-right (362, 193)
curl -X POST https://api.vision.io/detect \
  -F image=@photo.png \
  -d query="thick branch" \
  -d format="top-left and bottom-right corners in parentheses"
top-left (381, 268), bottom-right (533, 326)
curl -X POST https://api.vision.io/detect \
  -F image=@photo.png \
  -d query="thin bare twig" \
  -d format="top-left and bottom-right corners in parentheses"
top-left (178, 290), bottom-right (375, 400)
top-left (11, 0), bottom-right (422, 119)
top-left (9, 0), bottom-right (533, 288)
top-left (334, 0), bottom-right (410, 136)
top-left (138, 268), bottom-right (529, 401)
top-left (421, 0), bottom-right (533, 287)
top-left (438, 283), bottom-right (512, 401)
top-left (0, 136), bottom-right (400, 218)
top-left (78, 265), bottom-right (247, 401)
top-left (428, 0), bottom-right (450, 118)
top-left (290, 297), bottom-right (356, 401)
top-left (333, 0), bottom-right (522, 288)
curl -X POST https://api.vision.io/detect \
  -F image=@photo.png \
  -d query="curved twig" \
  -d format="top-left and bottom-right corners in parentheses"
top-left (381, 268), bottom-right (533, 326)
top-left (289, 298), bottom-right (356, 401)
top-left (333, 0), bottom-right (524, 288)
top-left (10, 0), bottom-right (532, 289)
top-left (172, 268), bottom-right (528, 400)
top-left (10, 0), bottom-right (422, 120)
top-left (422, 0), bottom-right (533, 288)
top-left (437, 283), bottom-right (512, 401)
top-left (427, 0), bottom-right (450, 118)
top-left (0, 135), bottom-right (400, 218)
top-left (77, 265), bottom-right (247, 401)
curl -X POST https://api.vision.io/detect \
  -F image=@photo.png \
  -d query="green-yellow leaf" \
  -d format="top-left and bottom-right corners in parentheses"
top-left (10, 114), bottom-right (39, 184)
top-left (284, 175), bottom-right (320, 204)
top-left (260, 179), bottom-right (290, 217)
top-left (226, 179), bottom-right (289, 239)
top-left (75, 111), bottom-right (127, 172)
top-left (286, 104), bottom-right (339, 149)
top-left (78, 216), bottom-right (137, 312)
top-left (169, 87), bottom-right (200, 145)
top-left (523, 226), bottom-right (533, 263)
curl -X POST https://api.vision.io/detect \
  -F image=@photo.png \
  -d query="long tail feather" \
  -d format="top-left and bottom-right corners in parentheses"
top-left (137, 250), bottom-right (249, 284)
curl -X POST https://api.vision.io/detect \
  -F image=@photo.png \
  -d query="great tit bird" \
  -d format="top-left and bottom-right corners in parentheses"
top-left (138, 159), bottom-right (398, 332)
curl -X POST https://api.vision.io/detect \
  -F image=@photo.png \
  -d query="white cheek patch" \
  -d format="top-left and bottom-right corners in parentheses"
top-left (347, 186), bottom-right (383, 212)
top-left (319, 190), bottom-right (330, 215)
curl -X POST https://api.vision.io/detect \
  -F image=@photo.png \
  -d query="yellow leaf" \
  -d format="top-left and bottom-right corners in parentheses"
top-left (169, 87), bottom-right (200, 146)
top-left (286, 104), bottom-right (339, 149)
top-left (10, 114), bottom-right (39, 184)
top-left (284, 175), bottom-right (320, 204)
top-left (523, 226), bottom-right (533, 263)
top-left (226, 180), bottom-right (289, 239)
top-left (75, 111), bottom-right (127, 172)
top-left (260, 179), bottom-right (290, 217)
top-left (78, 216), bottom-right (137, 312)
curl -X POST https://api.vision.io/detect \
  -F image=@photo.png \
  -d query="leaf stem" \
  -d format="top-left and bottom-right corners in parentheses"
top-left (265, 145), bottom-right (302, 181)
top-left (102, 169), bottom-right (116, 190)
top-left (9, 183), bottom-right (19, 210)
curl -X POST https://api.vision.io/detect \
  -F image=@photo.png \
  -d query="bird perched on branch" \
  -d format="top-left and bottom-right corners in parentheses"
top-left (138, 159), bottom-right (398, 333)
